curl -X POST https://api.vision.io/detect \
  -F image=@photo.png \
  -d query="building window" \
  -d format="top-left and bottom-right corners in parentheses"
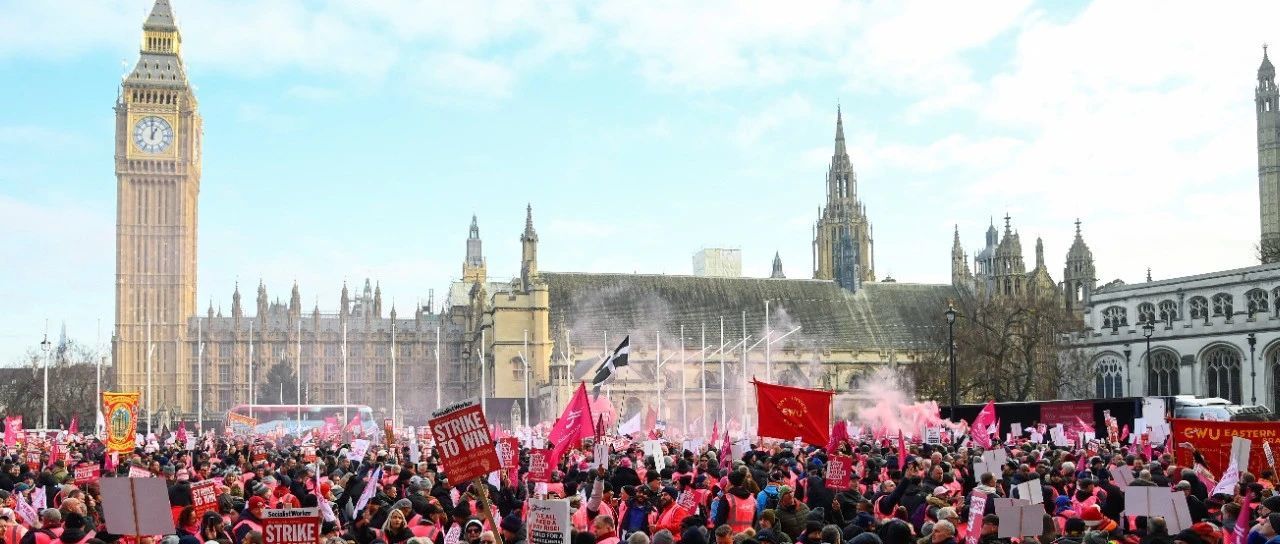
top-left (399, 344), bottom-right (411, 358)
top-left (350, 344), bottom-right (363, 357)
top-left (1212, 293), bottom-right (1234, 317)
top-left (324, 344), bottom-right (337, 357)
top-left (219, 364), bottom-right (230, 384)
top-left (511, 357), bottom-right (526, 381)
top-left (218, 391), bottom-right (232, 412)
top-left (1094, 355), bottom-right (1124, 399)
top-left (1147, 350), bottom-right (1180, 396)
top-left (376, 345), bottom-right (389, 357)
top-left (375, 365), bottom-right (387, 382)
top-left (1273, 287), bottom-right (1280, 316)
top-left (325, 364), bottom-right (336, 382)
top-left (1159, 300), bottom-right (1179, 323)
top-left (1248, 289), bottom-right (1269, 317)
top-left (1189, 297), bottom-right (1209, 322)
top-left (1102, 306), bottom-right (1128, 329)
top-left (1137, 303), bottom-right (1156, 324)
top-left (1204, 346), bottom-right (1242, 404)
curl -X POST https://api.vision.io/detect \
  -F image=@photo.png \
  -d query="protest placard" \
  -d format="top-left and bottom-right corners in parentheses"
top-left (925, 428), bottom-right (941, 445)
top-left (965, 491), bottom-right (987, 544)
top-left (1110, 466), bottom-right (1135, 488)
top-left (128, 465), bottom-right (153, 478)
top-left (527, 449), bottom-right (552, 483)
top-left (1231, 437), bottom-right (1252, 473)
top-left (1013, 478), bottom-right (1042, 504)
top-left (826, 455), bottom-right (852, 490)
top-left (73, 464), bottom-right (99, 485)
top-left (101, 477), bottom-right (175, 536)
top-left (429, 399), bottom-right (501, 484)
top-left (644, 440), bottom-right (666, 472)
top-left (526, 499), bottom-right (570, 544)
top-left (994, 498), bottom-right (1043, 538)
top-left (263, 508), bottom-right (320, 544)
top-left (191, 480), bottom-right (219, 518)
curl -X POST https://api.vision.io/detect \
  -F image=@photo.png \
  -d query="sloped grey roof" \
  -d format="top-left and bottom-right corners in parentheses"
top-left (144, 0), bottom-right (177, 31)
top-left (126, 53), bottom-right (188, 87)
top-left (542, 272), bottom-right (957, 354)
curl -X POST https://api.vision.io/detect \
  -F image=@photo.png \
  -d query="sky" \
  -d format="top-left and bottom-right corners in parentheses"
top-left (1, 0), bottom-right (1278, 363)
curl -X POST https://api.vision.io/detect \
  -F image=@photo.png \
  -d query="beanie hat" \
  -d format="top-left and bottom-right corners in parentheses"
top-left (1174, 529), bottom-right (1206, 544)
top-left (247, 496), bottom-right (267, 510)
top-left (1064, 518), bottom-right (1087, 535)
top-left (500, 513), bottom-right (522, 533)
top-left (393, 499), bottom-right (412, 510)
top-left (662, 486), bottom-right (679, 499)
top-left (452, 502), bottom-right (472, 518)
top-left (1081, 505), bottom-right (1104, 527)
top-left (1264, 495), bottom-right (1280, 513)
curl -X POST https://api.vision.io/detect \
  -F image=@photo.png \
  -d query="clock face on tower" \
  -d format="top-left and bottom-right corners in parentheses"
top-left (132, 116), bottom-right (174, 153)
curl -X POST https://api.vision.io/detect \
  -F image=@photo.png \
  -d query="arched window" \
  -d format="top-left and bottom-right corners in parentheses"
top-left (510, 356), bottom-right (525, 380)
top-left (1102, 306), bottom-right (1128, 329)
top-left (1147, 350), bottom-right (1180, 396)
top-left (1137, 303), bottom-right (1156, 324)
top-left (1094, 355), bottom-right (1124, 399)
top-left (701, 371), bottom-right (720, 389)
top-left (778, 369), bottom-right (803, 387)
top-left (1159, 300), bottom-right (1179, 322)
top-left (1212, 293), bottom-right (1234, 317)
top-left (1189, 297), bottom-right (1209, 322)
top-left (1248, 289), bottom-right (1269, 317)
top-left (1273, 287), bottom-right (1280, 316)
top-left (1204, 346), bottom-right (1242, 404)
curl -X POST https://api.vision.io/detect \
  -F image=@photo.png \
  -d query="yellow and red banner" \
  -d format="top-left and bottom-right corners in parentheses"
top-left (754, 379), bottom-right (833, 446)
top-left (102, 392), bottom-right (140, 454)
top-left (226, 412), bottom-right (258, 435)
top-left (1171, 418), bottom-right (1280, 475)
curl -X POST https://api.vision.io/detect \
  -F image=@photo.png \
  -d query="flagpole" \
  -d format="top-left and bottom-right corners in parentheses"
top-left (480, 328), bottom-right (486, 414)
top-left (197, 317), bottom-right (203, 436)
top-left (522, 329), bottom-right (530, 429)
top-left (296, 319), bottom-right (302, 432)
top-left (741, 310), bottom-right (748, 435)
top-left (700, 323), bottom-right (706, 438)
top-left (719, 316), bottom-right (725, 432)
top-left (436, 326), bottom-right (442, 412)
top-left (680, 324), bottom-right (686, 436)
top-left (391, 319), bottom-right (396, 426)
top-left (146, 319), bottom-right (152, 434)
top-left (603, 330), bottom-right (609, 401)
top-left (656, 331), bottom-right (662, 425)
top-left (248, 321), bottom-right (254, 421)
top-left (342, 321), bottom-right (348, 425)
top-left (96, 318), bottom-right (102, 435)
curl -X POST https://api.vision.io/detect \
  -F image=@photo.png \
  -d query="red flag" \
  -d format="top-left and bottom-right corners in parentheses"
top-left (643, 407), bottom-right (657, 436)
top-left (719, 432), bottom-right (733, 469)
top-left (827, 420), bottom-right (849, 453)
top-left (710, 420), bottom-right (720, 446)
top-left (547, 383), bottom-right (595, 466)
top-left (1120, 424), bottom-right (1130, 443)
top-left (68, 416), bottom-right (78, 436)
top-left (3, 416), bottom-right (19, 447)
top-left (348, 414), bottom-right (363, 437)
top-left (970, 401), bottom-right (996, 449)
top-left (897, 430), bottom-right (907, 470)
top-left (176, 422), bottom-right (188, 444)
top-left (753, 379), bottom-right (833, 446)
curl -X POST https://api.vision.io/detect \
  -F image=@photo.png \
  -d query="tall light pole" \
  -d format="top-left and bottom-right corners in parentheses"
top-left (521, 329), bottom-right (530, 429)
top-left (944, 305), bottom-right (957, 420)
top-left (1122, 344), bottom-right (1131, 397)
top-left (1248, 332), bottom-right (1258, 405)
top-left (197, 317), bottom-right (204, 435)
top-left (1143, 321), bottom-right (1155, 398)
top-left (40, 325), bottom-right (51, 431)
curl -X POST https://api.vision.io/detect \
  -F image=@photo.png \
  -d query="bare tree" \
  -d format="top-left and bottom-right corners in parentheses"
top-left (0, 339), bottom-right (113, 428)
top-left (909, 289), bottom-right (1090, 403)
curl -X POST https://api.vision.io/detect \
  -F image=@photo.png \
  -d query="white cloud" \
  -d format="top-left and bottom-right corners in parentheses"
top-left (734, 94), bottom-right (813, 146)
top-left (410, 52), bottom-right (516, 101)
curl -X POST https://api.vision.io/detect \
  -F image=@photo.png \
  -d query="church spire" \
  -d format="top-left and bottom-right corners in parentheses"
top-left (144, 0), bottom-right (178, 32)
top-left (834, 104), bottom-right (846, 156)
top-left (463, 214), bottom-right (487, 282)
top-left (770, 251), bottom-right (786, 279)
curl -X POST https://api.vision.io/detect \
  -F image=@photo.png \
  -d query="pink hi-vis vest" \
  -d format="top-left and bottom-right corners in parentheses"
top-left (726, 494), bottom-right (755, 534)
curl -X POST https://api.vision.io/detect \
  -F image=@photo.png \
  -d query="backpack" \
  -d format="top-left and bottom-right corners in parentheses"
top-left (763, 488), bottom-right (780, 511)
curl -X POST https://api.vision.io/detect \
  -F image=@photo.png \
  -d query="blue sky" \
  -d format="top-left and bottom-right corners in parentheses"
top-left (1, 0), bottom-right (1278, 363)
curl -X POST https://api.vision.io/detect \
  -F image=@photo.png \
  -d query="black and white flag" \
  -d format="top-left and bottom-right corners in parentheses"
top-left (591, 336), bottom-right (630, 392)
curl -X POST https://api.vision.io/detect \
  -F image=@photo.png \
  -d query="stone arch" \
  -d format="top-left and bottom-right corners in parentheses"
top-left (1091, 351), bottom-right (1126, 399)
top-left (1200, 343), bottom-right (1243, 404)
top-left (1146, 347), bottom-right (1181, 397)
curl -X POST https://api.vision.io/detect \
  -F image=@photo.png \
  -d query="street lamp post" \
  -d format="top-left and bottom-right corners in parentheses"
top-left (1248, 332), bottom-right (1257, 405)
top-left (945, 305), bottom-right (957, 420)
top-left (1143, 322), bottom-right (1155, 397)
top-left (1122, 344), bottom-right (1131, 397)
top-left (40, 329), bottom-right (51, 431)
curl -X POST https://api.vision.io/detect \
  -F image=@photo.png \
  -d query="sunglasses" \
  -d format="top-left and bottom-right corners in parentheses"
top-left (466, 528), bottom-right (482, 534)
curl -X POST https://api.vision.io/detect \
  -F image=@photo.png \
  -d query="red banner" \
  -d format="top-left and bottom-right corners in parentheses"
top-left (262, 508), bottom-right (319, 544)
top-left (1171, 418), bottom-right (1280, 475)
top-left (428, 400), bottom-right (500, 484)
top-left (496, 437), bottom-right (520, 485)
top-left (527, 449), bottom-right (552, 483)
top-left (546, 384), bottom-right (595, 467)
top-left (191, 480), bottom-right (219, 518)
top-left (1040, 401), bottom-right (1094, 432)
top-left (826, 455), bottom-right (852, 490)
top-left (753, 379), bottom-right (833, 446)
top-left (73, 464), bottom-right (99, 485)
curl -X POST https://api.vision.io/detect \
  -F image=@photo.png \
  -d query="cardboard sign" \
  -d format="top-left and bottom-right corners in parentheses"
top-left (527, 449), bottom-right (552, 483)
top-left (1012, 478), bottom-right (1042, 504)
top-left (252, 443), bottom-right (267, 462)
top-left (429, 399), bottom-right (501, 484)
top-left (1265, 441), bottom-right (1276, 468)
top-left (301, 446), bottom-right (317, 463)
top-left (1109, 466), bottom-right (1135, 488)
top-left (191, 480), bottom-right (219, 518)
top-left (73, 463), bottom-right (100, 485)
top-left (497, 437), bottom-right (521, 484)
top-left (994, 498), bottom-right (1043, 538)
top-left (101, 477), bottom-right (175, 535)
top-left (1011, 423), bottom-right (1023, 438)
top-left (591, 441), bottom-right (610, 470)
top-left (263, 508), bottom-right (320, 544)
top-left (644, 440), bottom-right (666, 472)
top-left (826, 455), bottom-right (852, 490)
top-left (965, 491), bottom-right (987, 544)
top-left (925, 428), bottom-right (941, 445)
top-left (526, 499), bottom-right (570, 544)
top-left (1231, 436), bottom-right (1253, 473)
top-left (1125, 487), bottom-right (1193, 532)
top-left (347, 439), bottom-right (370, 462)
top-left (128, 465), bottom-right (154, 478)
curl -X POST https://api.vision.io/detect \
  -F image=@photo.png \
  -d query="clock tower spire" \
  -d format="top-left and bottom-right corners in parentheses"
top-left (113, 0), bottom-right (202, 416)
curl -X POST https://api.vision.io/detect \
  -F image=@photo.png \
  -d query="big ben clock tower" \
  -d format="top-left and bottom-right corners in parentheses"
top-left (113, 0), bottom-right (201, 418)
